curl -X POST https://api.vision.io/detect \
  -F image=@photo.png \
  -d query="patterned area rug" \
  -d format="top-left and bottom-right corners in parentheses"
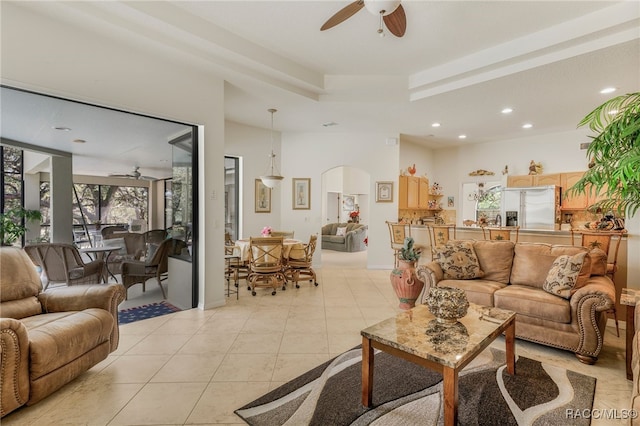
top-left (235, 346), bottom-right (596, 426)
top-left (118, 301), bottom-right (181, 324)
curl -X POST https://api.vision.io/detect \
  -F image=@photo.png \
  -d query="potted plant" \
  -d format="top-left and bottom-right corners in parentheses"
top-left (567, 92), bottom-right (640, 217)
top-left (390, 237), bottom-right (424, 310)
top-left (0, 207), bottom-right (42, 246)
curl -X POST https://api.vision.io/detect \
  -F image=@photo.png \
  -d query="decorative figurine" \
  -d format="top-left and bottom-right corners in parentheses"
top-left (502, 165), bottom-right (509, 175)
top-left (528, 160), bottom-right (543, 175)
top-left (407, 164), bottom-right (416, 176)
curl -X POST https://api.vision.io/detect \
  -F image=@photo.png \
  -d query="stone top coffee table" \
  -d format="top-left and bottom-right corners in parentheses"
top-left (361, 303), bottom-right (516, 426)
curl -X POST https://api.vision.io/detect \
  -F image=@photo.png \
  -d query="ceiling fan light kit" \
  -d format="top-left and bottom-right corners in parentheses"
top-left (321, 0), bottom-right (406, 38)
top-left (260, 108), bottom-right (284, 189)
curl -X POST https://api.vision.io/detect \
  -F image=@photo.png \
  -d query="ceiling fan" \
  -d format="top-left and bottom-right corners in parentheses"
top-left (321, 0), bottom-right (406, 38)
top-left (108, 166), bottom-right (157, 181)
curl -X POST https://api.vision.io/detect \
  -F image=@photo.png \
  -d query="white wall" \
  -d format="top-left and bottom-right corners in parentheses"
top-left (399, 138), bottom-right (436, 180)
top-left (2, 3), bottom-right (226, 309)
top-left (224, 120), bottom-right (282, 238)
top-left (280, 132), bottom-right (399, 269)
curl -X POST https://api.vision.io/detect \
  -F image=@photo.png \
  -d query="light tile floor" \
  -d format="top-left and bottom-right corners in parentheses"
top-left (3, 250), bottom-right (633, 425)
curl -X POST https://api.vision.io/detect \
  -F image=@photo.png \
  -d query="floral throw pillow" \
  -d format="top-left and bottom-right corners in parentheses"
top-left (336, 227), bottom-right (347, 236)
top-left (435, 241), bottom-right (484, 280)
top-left (543, 252), bottom-right (588, 299)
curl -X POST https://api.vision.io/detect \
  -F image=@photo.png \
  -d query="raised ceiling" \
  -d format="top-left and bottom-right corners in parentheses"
top-left (1, 1), bottom-right (639, 177)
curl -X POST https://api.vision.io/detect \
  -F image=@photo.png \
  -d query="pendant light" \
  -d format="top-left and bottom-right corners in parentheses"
top-left (260, 108), bottom-right (284, 188)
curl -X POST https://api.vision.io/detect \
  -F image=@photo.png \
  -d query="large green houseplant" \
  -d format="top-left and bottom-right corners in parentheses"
top-left (0, 207), bottom-right (42, 246)
top-left (567, 92), bottom-right (640, 217)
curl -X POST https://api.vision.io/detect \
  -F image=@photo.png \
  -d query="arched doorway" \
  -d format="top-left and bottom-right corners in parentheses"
top-left (320, 166), bottom-right (370, 268)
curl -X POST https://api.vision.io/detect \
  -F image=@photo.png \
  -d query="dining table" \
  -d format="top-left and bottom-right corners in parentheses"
top-left (233, 238), bottom-right (304, 262)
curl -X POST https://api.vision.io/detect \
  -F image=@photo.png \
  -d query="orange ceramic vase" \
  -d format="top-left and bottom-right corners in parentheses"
top-left (390, 260), bottom-right (424, 310)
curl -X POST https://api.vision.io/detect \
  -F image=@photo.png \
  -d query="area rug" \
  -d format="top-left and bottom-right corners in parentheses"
top-left (235, 346), bottom-right (595, 426)
top-left (118, 301), bottom-right (181, 324)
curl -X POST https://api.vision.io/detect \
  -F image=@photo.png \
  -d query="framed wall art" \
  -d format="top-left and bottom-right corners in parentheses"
top-left (292, 178), bottom-right (311, 210)
top-left (255, 179), bottom-right (271, 213)
top-left (343, 195), bottom-right (355, 211)
top-left (376, 181), bottom-right (394, 203)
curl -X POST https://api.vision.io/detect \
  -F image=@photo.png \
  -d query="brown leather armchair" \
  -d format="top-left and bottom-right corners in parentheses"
top-left (0, 247), bottom-right (125, 417)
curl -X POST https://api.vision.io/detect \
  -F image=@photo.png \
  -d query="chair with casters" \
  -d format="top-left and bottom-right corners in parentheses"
top-left (427, 224), bottom-right (456, 260)
top-left (482, 226), bottom-right (520, 243)
top-left (120, 238), bottom-right (186, 300)
top-left (571, 229), bottom-right (626, 337)
top-left (285, 234), bottom-right (319, 288)
top-left (247, 236), bottom-right (286, 296)
top-left (386, 221), bottom-right (411, 267)
top-left (24, 243), bottom-right (104, 290)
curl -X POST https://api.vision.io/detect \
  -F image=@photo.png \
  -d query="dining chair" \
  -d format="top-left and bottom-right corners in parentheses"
top-left (270, 230), bottom-right (295, 239)
top-left (427, 224), bottom-right (456, 260)
top-left (571, 229), bottom-right (625, 336)
top-left (247, 236), bottom-right (286, 296)
top-left (102, 232), bottom-right (146, 275)
top-left (101, 225), bottom-right (127, 238)
top-left (24, 243), bottom-right (104, 290)
top-left (386, 221), bottom-right (411, 267)
top-left (120, 238), bottom-right (186, 300)
top-left (482, 226), bottom-right (520, 243)
top-left (285, 234), bottom-right (319, 288)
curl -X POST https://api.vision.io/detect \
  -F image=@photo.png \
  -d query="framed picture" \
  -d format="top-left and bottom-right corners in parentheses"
top-left (255, 179), bottom-right (271, 213)
top-left (343, 195), bottom-right (355, 211)
top-left (376, 181), bottom-right (394, 203)
top-left (448, 196), bottom-right (454, 207)
top-left (292, 178), bottom-right (311, 210)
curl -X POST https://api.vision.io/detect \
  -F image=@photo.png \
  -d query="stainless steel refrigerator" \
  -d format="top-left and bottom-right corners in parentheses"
top-left (500, 185), bottom-right (560, 230)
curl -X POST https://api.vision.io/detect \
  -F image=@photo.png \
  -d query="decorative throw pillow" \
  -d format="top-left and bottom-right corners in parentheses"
top-left (336, 227), bottom-right (347, 236)
top-left (543, 252), bottom-right (588, 299)
top-left (435, 241), bottom-right (484, 280)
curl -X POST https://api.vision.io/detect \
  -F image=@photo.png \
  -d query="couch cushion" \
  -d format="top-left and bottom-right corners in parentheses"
top-left (510, 243), bottom-right (589, 289)
top-left (472, 240), bottom-right (515, 284)
top-left (437, 279), bottom-right (506, 307)
top-left (589, 248), bottom-right (608, 276)
top-left (542, 252), bottom-right (588, 299)
top-left (435, 240), bottom-right (484, 280)
top-left (21, 309), bottom-right (114, 380)
top-left (323, 235), bottom-right (345, 244)
top-left (494, 285), bottom-right (571, 323)
top-left (1, 247), bottom-right (42, 303)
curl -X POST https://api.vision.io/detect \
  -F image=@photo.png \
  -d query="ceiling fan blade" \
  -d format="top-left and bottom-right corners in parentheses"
top-left (320, 0), bottom-right (365, 31)
top-left (383, 4), bottom-right (406, 37)
top-left (108, 173), bottom-right (132, 178)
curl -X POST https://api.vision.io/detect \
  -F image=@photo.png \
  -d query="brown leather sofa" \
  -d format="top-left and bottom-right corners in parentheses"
top-left (417, 240), bottom-right (615, 364)
top-left (0, 247), bottom-right (125, 417)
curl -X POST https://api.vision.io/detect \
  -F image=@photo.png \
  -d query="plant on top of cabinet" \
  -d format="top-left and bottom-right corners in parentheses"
top-left (567, 92), bottom-right (640, 216)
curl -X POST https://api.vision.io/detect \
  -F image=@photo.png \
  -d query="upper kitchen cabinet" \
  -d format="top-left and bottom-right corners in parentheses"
top-left (534, 173), bottom-right (561, 187)
top-left (399, 175), bottom-right (420, 209)
top-left (560, 171), bottom-right (588, 209)
top-left (506, 175), bottom-right (534, 187)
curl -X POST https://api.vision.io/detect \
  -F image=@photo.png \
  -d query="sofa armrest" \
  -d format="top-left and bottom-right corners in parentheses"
top-left (37, 283), bottom-right (125, 352)
top-left (0, 318), bottom-right (30, 417)
top-left (569, 275), bottom-right (615, 358)
top-left (416, 261), bottom-right (443, 303)
top-left (345, 227), bottom-right (367, 251)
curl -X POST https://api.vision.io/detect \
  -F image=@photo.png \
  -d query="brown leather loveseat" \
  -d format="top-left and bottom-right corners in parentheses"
top-left (0, 247), bottom-right (125, 417)
top-left (417, 240), bottom-right (615, 364)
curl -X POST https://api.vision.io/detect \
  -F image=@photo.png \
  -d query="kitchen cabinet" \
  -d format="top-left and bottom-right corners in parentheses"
top-left (418, 177), bottom-right (430, 209)
top-left (507, 175), bottom-right (534, 187)
top-left (534, 173), bottom-right (561, 187)
top-left (399, 176), bottom-right (420, 209)
top-left (560, 171), bottom-right (588, 209)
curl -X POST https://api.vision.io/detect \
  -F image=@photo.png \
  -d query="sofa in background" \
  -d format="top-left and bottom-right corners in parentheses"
top-left (417, 240), bottom-right (615, 364)
top-left (321, 222), bottom-right (367, 252)
top-left (0, 247), bottom-right (125, 417)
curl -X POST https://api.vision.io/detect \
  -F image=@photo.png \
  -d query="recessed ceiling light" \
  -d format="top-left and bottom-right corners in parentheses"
top-left (522, 123), bottom-right (533, 129)
top-left (501, 108), bottom-right (513, 114)
top-left (458, 134), bottom-right (467, 139)
top-left (600, 87), bottom-right (616, 94)
top-left (72, 139), bottom-right (86, 144)
top-left (431, 122), bottom-right (441, 127)
top-left (53, 126), bottom-right (71, 131)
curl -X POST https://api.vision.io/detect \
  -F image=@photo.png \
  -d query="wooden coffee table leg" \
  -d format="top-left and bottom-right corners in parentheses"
top-left (362, 336), bottom-right (374, 407)
top-left (505, 319), bottom-right (516, 375)
top-left (443, 367), bottom-right (458, 426)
